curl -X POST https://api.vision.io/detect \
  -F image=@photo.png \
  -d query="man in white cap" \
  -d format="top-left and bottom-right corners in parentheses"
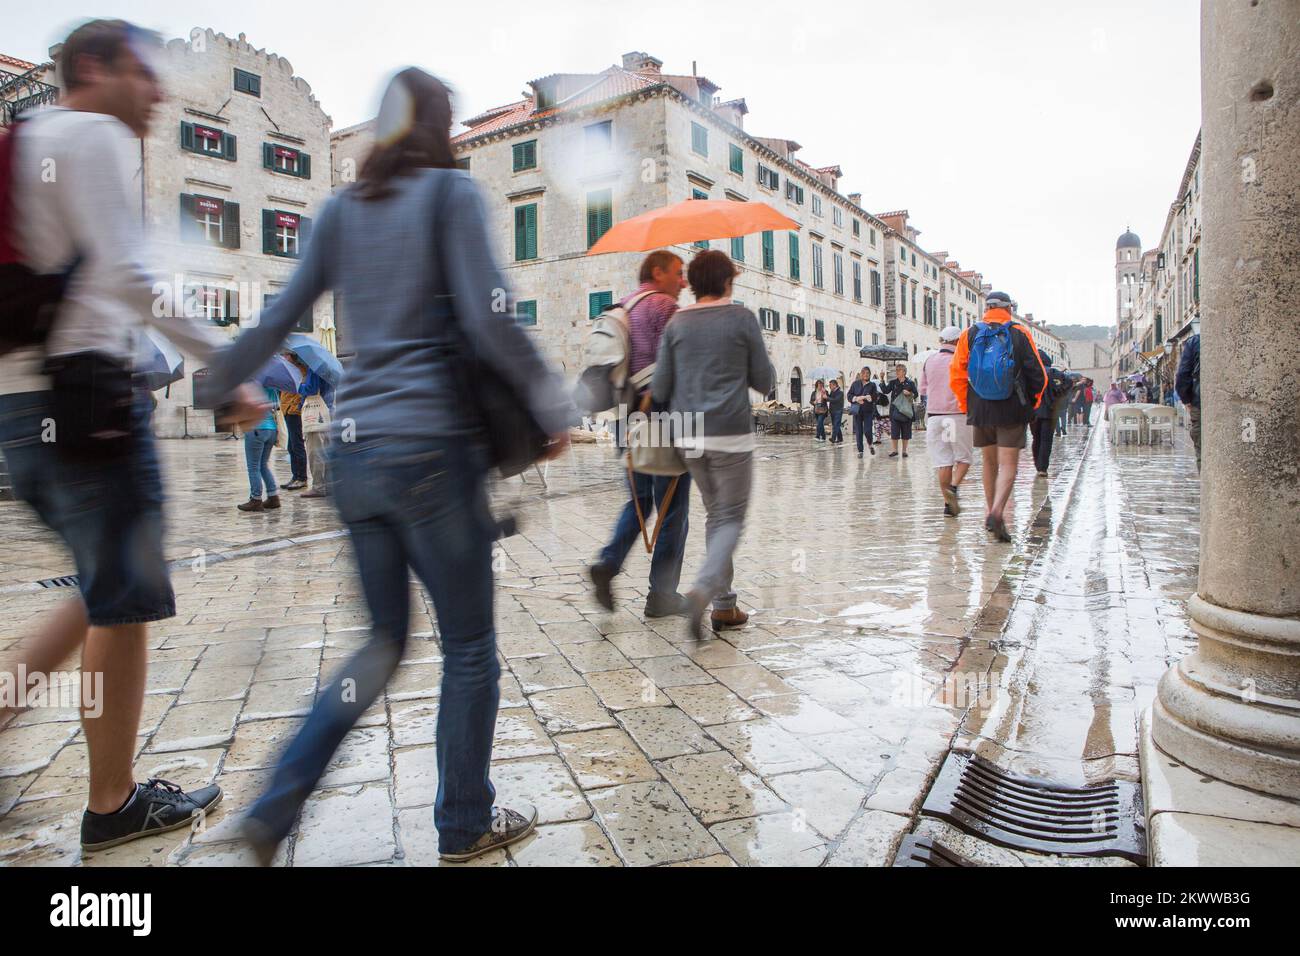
top-left (920, 325), bottom-right (973, 516)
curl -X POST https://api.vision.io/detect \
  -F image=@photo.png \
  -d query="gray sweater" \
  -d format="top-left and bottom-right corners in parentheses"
top-left (201, 169), bottom-right (573, 439)
top-left (652, 303), bottom-right (774, 436)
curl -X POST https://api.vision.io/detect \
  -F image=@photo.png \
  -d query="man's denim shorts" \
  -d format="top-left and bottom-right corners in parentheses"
top-left (0, 390), bottom-right (175, 626)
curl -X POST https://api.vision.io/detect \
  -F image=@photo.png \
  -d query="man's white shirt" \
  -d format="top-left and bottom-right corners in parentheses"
top-left (0, 106), bottom-right (227, 395)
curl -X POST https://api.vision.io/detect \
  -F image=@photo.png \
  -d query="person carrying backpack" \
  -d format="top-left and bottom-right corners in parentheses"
top-left (949, 291), bottom-right (1047, 542)
top-left (586, 250), bottom-right (694, 619)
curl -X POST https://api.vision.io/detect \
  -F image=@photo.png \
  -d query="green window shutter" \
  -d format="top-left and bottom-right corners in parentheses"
top-left (263, 143), bottom-right (274, 170)
top-left (587, 189), bottom-right (612, 248)
top-left (588, 291), bottom-right (613, 319)
top-left (224, 288), bottom-right (240, 325)
top-left (179, 194), bottom-right (197, 242)
top-left (223, 132), bottom-right (237, 161)
top-left (516, 300), bottom-right (538, 326)
top-left (513, 140), bottom-right (537, 172)
top-left (691, 122), bottom-right (708, 156)
top-left (514, 204), bottom-right (537, 261)
top-left (180, 121), bottom-right (195, 153)
top-left (299, 152), bottom-right (311, 179)
top-left (762, 230), bottom-right (774, 271)
top-left (262, 209), bottom-right (276, 255)
top-left (223, 202), bottom-right (241, 249)
top-left (731, 236), bottom-right (744, 262)
top-left (789, 232), bottom-right (800, 280)
top-left (729, 143), bottom-right (743, 175)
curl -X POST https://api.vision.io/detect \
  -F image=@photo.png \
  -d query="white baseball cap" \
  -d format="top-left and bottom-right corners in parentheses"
top-left (939, 325), bottom-right (963, 343)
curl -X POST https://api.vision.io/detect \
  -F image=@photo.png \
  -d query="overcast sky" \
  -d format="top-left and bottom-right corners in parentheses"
top-left (10, 0), bottom-right (1201, 327)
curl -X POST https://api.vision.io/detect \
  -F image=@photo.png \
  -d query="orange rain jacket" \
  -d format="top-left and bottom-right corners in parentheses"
top-left (949, 308), bottom-right (1049, 426)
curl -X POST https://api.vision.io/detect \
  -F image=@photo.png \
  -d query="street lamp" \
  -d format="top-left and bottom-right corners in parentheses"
top-left (816, 341), bottom-right (828, 356)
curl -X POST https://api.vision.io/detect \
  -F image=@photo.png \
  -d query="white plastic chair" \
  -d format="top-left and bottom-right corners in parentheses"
top-left (1110, 407), bottom-right (1144, 446)
top-left (1144, 406), bottom-right (1176, 446)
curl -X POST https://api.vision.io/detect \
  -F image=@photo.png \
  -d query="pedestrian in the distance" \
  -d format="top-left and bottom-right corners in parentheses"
top-left (885, 363), bottom-right (919, 458)
top-left (846, 366), bottom-right (882, 457)
top-left (1175, 333), bottom-right (1201, 469)
top-left (1104, 381), bottom-right (1128, 414)
top-left (1050, 373), bottom-right (1074, 447)
top-left (811, 378), bottom-right (830, 442)
top-left (202, 67), bottom-right (575, 864)
top-left (237, 386), bottom-right (283, 512)
top-left (1031, 350), bottom-right (1068, 478)
top-left (920, 327), bottom-right (973, 515)
top-left (949, 291), bottom-right (1047, 543)
top-left (279, 352), bottom-right (309, 490)
top-left (652, 250), bottom-right (774, 639)
top-left (300, 378), bottom-right (335, 499)
top-left (827, 378), bottom-right (845, 445)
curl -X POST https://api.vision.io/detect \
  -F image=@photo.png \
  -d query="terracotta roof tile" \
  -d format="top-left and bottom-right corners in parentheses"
top-left (1, 53), bottom-right (39, 72)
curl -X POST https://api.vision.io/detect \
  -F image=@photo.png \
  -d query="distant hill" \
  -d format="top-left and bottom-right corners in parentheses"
top-left (1049, 324), bottom-right (1114, 342)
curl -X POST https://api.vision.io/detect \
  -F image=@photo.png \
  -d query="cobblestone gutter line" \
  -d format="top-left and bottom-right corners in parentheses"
top-left (878, 425), bottom-right (1104, 865)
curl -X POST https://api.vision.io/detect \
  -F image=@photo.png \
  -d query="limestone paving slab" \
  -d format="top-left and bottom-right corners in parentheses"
top-left (0, 433), bottom-right (1100, 866)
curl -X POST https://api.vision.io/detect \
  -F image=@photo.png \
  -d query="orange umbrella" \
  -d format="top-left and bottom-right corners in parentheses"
top-left (586, 198), bottom-right (799, 256)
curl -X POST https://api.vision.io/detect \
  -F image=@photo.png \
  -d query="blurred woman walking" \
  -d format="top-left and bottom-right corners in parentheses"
top-left (202, 68), bottom-right (573, 863)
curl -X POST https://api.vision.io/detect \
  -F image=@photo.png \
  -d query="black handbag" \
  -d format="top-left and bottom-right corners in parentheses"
top-left (427, 172), bottom-right (548, 478)
top-left (41, 351), bottom-right (137, 461)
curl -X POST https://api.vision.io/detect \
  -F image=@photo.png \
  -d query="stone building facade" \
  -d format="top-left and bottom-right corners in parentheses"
top-left (1112, 133), bottom-right (1202, 393)
top-left (142, 29), bottom-right (335, 436)
top-left (3, 29), bottom-right (335, 437)
top-left (331, 52), bottom-right (1006, 405)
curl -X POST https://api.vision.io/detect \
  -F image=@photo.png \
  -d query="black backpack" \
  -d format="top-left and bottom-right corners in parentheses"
top-left (0, 118), bottom-right (79, 356)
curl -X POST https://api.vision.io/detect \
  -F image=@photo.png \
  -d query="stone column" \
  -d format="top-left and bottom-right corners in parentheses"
top-left (1150, 0), bottom-right (1300, 798)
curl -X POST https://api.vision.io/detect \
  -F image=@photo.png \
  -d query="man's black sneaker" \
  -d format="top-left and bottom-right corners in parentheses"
top-left (869, 444), bottom-right (876, 455)
top-left (645, 591), bottom-right (690, 618)
top-left (588, 564), bottom-right (615, 612)
top-left (943, 503), bottom-right (956, 517)
top-left (439, 804), bottom-right (538, 862)
top-left (81, 778), bottom-right (222, 851)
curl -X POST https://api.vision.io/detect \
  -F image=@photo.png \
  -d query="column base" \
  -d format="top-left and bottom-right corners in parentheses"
top-left (1139, 707), bottom-right (1300, 865)
top-left (1149, 595), bottom-right (1300, 799)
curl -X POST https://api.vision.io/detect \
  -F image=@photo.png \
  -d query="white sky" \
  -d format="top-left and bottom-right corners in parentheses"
top-left (10, 0), bottom-right (1201, 327)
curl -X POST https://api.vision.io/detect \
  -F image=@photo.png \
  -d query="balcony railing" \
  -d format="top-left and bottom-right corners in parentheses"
top-left (1, 67), bottom-right (59, 126)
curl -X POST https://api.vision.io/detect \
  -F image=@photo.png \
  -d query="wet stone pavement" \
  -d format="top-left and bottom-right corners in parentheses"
top-left (0, 419), bottom-right (1200, 866)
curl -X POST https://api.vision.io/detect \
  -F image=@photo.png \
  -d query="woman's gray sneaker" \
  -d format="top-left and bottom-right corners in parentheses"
top-left (439, 804), bottom-right (538, 862)
top-left (80, 778), bottom-right (222, 851)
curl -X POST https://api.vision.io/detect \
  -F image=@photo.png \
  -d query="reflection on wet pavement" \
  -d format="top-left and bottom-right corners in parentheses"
top-left (0, 420), bottom-right (1176, 866)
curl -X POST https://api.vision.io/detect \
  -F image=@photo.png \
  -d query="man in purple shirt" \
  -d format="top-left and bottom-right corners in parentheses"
top-left (589, 251), bottom-right (694, 619)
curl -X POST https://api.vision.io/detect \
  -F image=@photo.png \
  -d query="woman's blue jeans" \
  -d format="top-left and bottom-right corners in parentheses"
top-left (246, 436), bottom-right (501, 853)
top-left (244, 428), bottom-right (278, 498)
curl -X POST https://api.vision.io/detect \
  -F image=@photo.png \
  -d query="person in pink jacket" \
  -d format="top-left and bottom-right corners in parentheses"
top-left (1103, 382), bottom-right (1128, 413)
top-left (920, 326), bottom-right (974, 517)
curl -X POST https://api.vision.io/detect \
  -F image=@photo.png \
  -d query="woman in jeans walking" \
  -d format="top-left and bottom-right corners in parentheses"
top-left (237, 386), bottom-right (282, 512)
top-left (201, 68), bottom-right (573, 863)
top-left (811, 378), bottom-right (829, 442)
top-left (652, 251), bottom-right (774, 639)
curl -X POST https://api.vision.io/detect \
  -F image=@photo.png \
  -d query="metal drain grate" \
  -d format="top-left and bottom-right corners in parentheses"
top-left (920, 750), bottom-right (1146, 864)
top-left (37, 575), bottom-right (80, 589)
top-left (893, 834), bottom-right (975, 867)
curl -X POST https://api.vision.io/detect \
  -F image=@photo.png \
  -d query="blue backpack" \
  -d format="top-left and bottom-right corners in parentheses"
top-left (967, 321), bottom-right (1018, 400)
